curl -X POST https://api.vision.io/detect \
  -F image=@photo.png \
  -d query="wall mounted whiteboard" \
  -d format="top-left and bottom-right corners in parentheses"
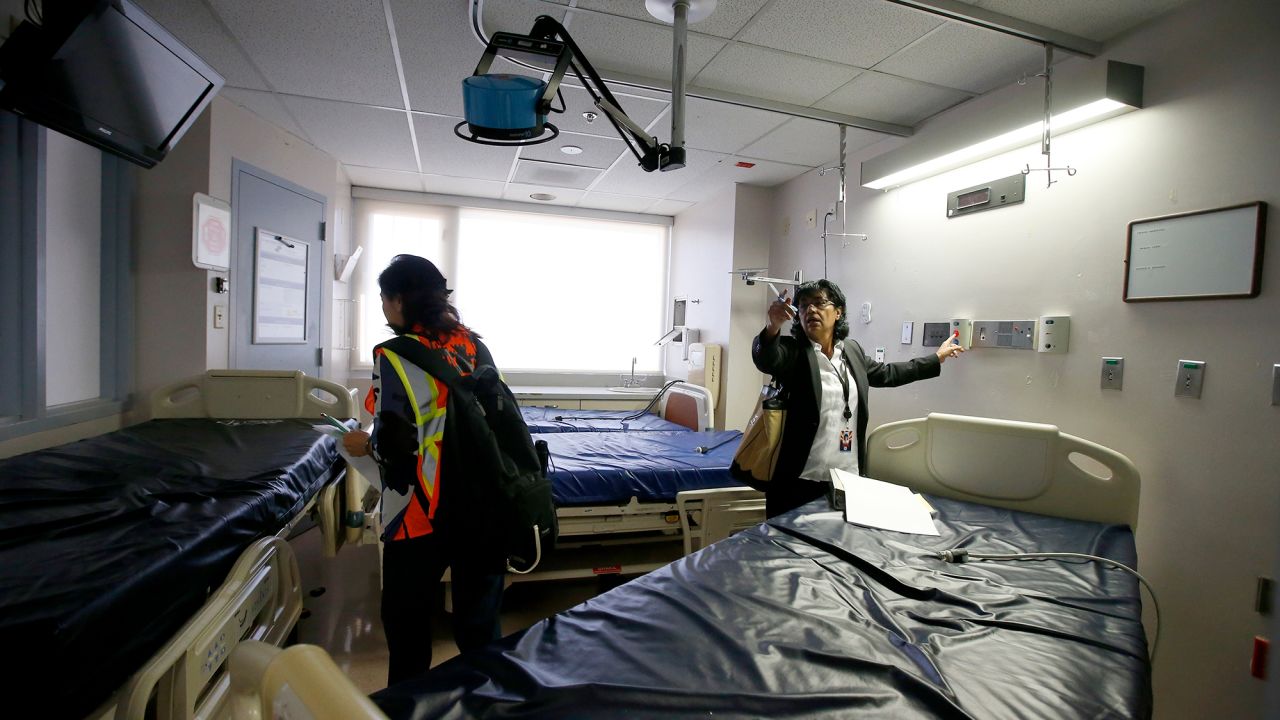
top-left (1124, 202), bottom-right (1267, 302)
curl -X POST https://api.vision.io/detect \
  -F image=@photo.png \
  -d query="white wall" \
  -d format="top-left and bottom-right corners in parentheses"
top-left (43, 131), bottom-right (101, 406)
top-left (770, 0), bottom-right (1280, 717)
top-left (669, 186), bottom-right (735, 427)
top-left (727, 185), bottom-right (774, 430)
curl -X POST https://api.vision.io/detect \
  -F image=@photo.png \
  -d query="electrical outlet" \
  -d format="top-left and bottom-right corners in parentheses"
top-left (1101, 357), bottom-right (1124, 390)
top-left (827, 203), bottom-right (837, 217)
top-left (1174, 359), bottom-right (1205, 398)
top-left (860, 302), bottom-right (872, 323)
top-left (901, 321), bottom-right (913, 344)
top-left (874, 347), bottom-right (885, 363)
top-left (213, 304), bottom-right (226, 329)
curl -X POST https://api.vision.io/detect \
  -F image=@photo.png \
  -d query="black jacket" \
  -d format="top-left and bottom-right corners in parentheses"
top-left (751, 329), bottom-right (941, 481)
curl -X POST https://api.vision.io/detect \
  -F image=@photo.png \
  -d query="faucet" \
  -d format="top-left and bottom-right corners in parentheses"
top-left (620, 357), bottom-right (644, 388)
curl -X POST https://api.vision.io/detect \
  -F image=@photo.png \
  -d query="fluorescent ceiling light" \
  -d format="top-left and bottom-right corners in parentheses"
top-left (861, 60), bottom-right (1143, 190)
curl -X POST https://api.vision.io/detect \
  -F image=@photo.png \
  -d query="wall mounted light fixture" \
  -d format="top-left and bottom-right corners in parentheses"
top-left (861, 58), bottom-right (1143, 191)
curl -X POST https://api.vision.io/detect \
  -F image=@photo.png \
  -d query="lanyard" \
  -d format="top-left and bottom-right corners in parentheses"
top-left (834, 353), bottom-right (853, 424)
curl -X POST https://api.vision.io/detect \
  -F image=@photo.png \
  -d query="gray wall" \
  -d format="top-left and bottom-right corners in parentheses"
top-left (768, 0), bottom-right (1280, 716)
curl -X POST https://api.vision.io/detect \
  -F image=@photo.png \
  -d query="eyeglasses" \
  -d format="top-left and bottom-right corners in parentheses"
top-left (798, 298), bottom-right (836, 311)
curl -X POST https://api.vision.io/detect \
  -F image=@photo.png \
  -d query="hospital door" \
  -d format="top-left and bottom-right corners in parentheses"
top-left (232, 162), bottom-right (325, 376)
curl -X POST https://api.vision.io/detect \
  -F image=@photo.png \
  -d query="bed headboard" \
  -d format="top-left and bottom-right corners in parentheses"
top-left (660, 383), bottom-right (715, 431)
top-left (151, 370), bottom-right (358, 420)
top-left (866, 413), bottom-right (1140, 530)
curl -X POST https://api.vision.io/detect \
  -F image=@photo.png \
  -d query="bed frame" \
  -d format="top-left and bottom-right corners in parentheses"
top-left (88, 370), bottom-right (366, 720)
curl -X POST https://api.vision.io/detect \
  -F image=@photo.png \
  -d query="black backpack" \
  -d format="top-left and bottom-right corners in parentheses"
top-left (381, 335), bottom-right (557, 574)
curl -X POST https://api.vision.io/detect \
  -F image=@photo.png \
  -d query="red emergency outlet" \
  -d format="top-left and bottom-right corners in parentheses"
top-left (1251, 636), bottom-right (1269, 679)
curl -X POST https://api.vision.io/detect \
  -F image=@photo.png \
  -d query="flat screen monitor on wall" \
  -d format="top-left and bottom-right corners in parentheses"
top-left (0, 0), bottom-right (223, 168)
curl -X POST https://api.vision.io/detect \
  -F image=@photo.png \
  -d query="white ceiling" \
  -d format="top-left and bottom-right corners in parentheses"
top-left (135, 0), bottom-right (1190, 215)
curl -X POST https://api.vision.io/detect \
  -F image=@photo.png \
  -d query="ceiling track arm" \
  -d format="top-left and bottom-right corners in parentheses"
top-left (468, 0), bottom-right (913, 138)
top-left (880, 0), bottom-right (1102, 58)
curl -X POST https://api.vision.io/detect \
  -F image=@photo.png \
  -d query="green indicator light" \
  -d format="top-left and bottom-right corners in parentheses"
top-left (1183, 363), bottom-right (1198, 368)
top-left (1105, 360), bottom-right (1118, 365)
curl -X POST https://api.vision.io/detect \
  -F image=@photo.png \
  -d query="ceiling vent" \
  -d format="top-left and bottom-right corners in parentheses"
top-left (512, 159), bottom-right (602, 189)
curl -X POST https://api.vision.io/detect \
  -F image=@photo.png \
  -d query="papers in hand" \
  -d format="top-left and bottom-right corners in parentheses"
top-left (313, 424), bottom-right (383, 491)
top-left (830, 468), bottom-right (939, 536)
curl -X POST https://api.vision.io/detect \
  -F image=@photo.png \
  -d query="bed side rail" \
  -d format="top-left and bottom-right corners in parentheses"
top-left (866, 412), bottom-right (1140, 530)
top-left (151, 370), bottom-right (357, 420)
top-left (677, 487), bottom-right (766, 554)
top-left (116, 537), bottom-right (303, 720)
top-left (225, 642), bottom-right (387, 720)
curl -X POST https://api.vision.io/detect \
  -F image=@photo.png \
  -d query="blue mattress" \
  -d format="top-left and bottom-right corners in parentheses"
top-left (0, 418), bottom-right (345, 720)
top-left (539, 429), bottom-right (743, 506)
top-left (374, 497), bottom-right (1151, 719)
top-left (520, 407), bottom-right (690, 433)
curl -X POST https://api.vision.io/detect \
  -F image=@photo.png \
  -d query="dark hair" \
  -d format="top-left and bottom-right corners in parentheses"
top-left (790, 279), bottom-right (849, 342)
top-left (378, 254), bottom-right (462, 339)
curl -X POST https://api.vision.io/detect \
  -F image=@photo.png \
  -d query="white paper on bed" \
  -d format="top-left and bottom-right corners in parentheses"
top-left (313, 426), bottom-right (383, 491)
top-left (830, 468), bottom-right (939, 536)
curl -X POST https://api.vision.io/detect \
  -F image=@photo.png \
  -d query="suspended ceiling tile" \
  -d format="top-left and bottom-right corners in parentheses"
top-left (419, 174), bottom-right (506, 198)
top-left (735, 117), bottom-right (843, 168)
top-left (480, 0), bottom-right (569, 36)
top-left (132, 0), bottom-right (270, 91)
top-left (502, 183), bottom-right (584, 206)
top-left (693, 45), bottom-right (860, 107)
top-left (208, 0), bottom-right (404, 107)
top-left (393, 0), bottom-right (557, 118)
top-left (219, 88), bottom-right (307, 140)
top-left (592, 148), bottom-right (726, 197)
top-left (343, 165), bottom-right (424, 192)
top-left (876, 22), bottom-right (1046, 94)
top-left (577, 192), bottom-right (658, 213)
top-left (520, 133), bottom-right (626, 170)
top-left (735, 0), bottom-right (944, 69)
top-left (562, 11), bottom-right (726, 84)
top-left (415, 115), bottom-right (519, 181)
top-left (512, 159), bottom-right (603, 190)
top-left (281, 96), bottom-right (418, 171)
top-left (649, 198), bottom-right (695, 216)
top-left (548, 86), bottom-right (669, 139)
top-left (682, 97), bottom-right (789, 154)
top-left (973, 0), bottom-right (1192, 43)
top-left (815, 72), bottom-right (972, 127)
top-left (571, 0), bottom-right (771, 39)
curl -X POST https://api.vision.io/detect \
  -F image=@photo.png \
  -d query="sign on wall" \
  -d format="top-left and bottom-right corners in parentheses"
top-left (253, 228), bottom-right (309, 344)
top-left (192, 193), bottom-right (231, 271)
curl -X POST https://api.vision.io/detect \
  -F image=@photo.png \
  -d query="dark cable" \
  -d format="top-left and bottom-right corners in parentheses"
top-left (935, 547), bottom-right (1160, 663)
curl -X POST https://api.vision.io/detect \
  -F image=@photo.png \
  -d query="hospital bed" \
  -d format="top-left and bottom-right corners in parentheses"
top-left (0, 370), bottom-right (368, 720)
top-left (267, 412), bottom-right (1144, 719)
top-left (504, 383), bottom-right (744, 581)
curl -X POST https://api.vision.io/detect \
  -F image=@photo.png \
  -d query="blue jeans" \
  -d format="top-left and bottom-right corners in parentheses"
top-left (381, 531), bottom-right (505, 685)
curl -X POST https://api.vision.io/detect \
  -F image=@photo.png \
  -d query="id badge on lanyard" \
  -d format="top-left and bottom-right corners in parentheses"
top-left (836, 358), bottom-right (853, 453)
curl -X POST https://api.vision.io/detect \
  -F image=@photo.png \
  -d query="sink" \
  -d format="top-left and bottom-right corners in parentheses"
top-left (606, 386), bottom-right (658, 394)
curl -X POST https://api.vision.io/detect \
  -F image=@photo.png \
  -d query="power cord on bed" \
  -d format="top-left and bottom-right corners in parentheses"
top-left (936, 548), bottom-right (1161, 665)
top-left (553, 380), bottom-right (688, 423)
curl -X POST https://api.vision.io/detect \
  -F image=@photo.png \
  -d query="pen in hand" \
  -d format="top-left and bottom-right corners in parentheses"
top-left (767, 282), bottom-right (798, 315)
top-left (320, 413), bottom-right (350, 433)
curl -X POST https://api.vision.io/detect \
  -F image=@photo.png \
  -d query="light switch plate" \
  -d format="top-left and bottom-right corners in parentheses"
top-left (874, 347), bottom-right (885, 363)
top-left (1101, 357), bottom-right (1124, 390)
top-left (1174, 359), bottom-right (1205, 398)
top-left (901, 321), bottom-right (913, 344)
top-left (213, 304), bottom-right (226, 329)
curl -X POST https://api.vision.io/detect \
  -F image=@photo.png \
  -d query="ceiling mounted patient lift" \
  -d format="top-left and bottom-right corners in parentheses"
top-left (458, 0), bottom-right (717, 172)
